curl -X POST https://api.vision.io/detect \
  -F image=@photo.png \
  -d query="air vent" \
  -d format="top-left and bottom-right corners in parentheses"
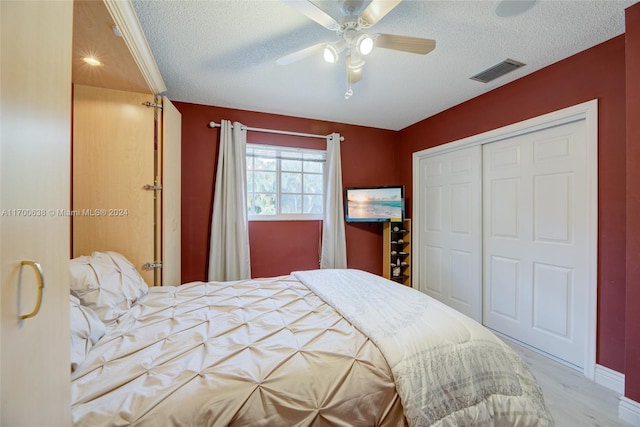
top-left (470, 59), bottom-right (526, 83)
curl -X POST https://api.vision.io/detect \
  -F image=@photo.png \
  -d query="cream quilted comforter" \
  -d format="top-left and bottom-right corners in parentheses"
top-left (293, 269), bottom-right (554, 427)
top-left (72, 270), bottom-right (553, 426)
top-left (71, 274), bottom-right (406, 426)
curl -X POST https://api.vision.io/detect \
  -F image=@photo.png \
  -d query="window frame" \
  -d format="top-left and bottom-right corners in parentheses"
top-left (246, 143), bottom-right (326, 221)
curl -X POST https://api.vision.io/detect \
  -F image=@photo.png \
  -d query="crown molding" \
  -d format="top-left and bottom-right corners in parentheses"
top-left (103, 0), bottom-right (166, 95)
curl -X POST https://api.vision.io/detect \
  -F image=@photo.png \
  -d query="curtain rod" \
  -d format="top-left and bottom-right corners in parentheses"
top-left (208, 121), bottom-right (344, 141)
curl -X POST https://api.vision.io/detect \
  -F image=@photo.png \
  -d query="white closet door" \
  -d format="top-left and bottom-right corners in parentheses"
top-left (483, 119), bottom-right (588, 368)
top-left (416, 146), bottom-right (482, 321)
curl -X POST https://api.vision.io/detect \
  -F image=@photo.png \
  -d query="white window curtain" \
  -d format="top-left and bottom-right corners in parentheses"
top-left (320, 133), bottom-right (347, 268)
top-left (208, 120), bottom-right (251, 281)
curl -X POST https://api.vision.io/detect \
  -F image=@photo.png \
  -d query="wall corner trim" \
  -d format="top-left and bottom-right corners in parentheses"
top-left (619, 396), bottom-right (640, 425)
top-left (595, 364), bottom-right (625, 395)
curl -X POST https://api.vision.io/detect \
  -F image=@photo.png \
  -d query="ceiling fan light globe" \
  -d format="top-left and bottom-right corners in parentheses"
top-left (324, 44), bottom-right (339, 63)
top-left (358, 35), bottom-right (374, 55)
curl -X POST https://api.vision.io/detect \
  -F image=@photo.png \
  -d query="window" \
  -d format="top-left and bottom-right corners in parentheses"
top-left (246, 144), bottom-right (325, 220)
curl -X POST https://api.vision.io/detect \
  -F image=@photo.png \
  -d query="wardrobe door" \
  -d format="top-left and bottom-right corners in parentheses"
top-left (160, 96), bottom-right (182, 286)
top-left (415, 146), bottom-right (483, 322)
top-left (73, 85), bottom-right (156, 285)
top-left (1, 1), bottom-right (72, 424)
top-left (483, 119), bottom-right (589, 369)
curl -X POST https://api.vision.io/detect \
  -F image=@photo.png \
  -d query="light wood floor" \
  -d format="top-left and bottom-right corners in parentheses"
top-left (503, 338), bottom-right (632, 427)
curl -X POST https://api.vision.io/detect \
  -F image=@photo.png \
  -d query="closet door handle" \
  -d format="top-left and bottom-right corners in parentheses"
top-left (19, 260), bottom-right (45, 320)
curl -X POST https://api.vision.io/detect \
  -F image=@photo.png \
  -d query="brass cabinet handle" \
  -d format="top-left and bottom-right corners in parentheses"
top-left (19, 261), bottom-right (45, 320)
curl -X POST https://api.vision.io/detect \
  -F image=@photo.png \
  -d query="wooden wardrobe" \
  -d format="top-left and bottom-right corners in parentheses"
top-left (71, 1), bottom-right (181, 287)
top-left (72, 86), bottom-right (181, 286)
top-left (1, 1), bottom-right (73, 424)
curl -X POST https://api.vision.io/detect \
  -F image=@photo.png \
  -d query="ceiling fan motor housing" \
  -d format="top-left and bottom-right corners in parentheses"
top-left (340, 0), bottom-right (367, 17)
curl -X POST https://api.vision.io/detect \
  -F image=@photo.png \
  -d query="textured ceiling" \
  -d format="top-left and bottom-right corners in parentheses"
top-left (132, 0), bottom-right (636, 131)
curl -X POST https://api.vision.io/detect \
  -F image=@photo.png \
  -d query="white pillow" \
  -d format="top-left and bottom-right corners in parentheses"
top-left (70, 251), bottom-right (149, 325)
top-left (70, 294), bottom-right (106, 373)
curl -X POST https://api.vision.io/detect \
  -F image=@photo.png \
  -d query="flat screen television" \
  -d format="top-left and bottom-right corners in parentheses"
top-left (344, 185), bottom-right (405, 223)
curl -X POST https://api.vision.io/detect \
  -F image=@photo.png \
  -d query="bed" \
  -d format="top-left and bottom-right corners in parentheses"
top-left (70, 252), bottom-right (553, 426)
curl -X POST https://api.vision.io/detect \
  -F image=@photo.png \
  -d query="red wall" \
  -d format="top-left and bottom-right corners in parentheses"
top-left (176, 102), bottom-right (399, 283)
top-left (177, 5), bottom-right (639, 398)
top-left (398, 36), bottom-right (627, 373)
top-left (625, 3), bottom-right (640, 403)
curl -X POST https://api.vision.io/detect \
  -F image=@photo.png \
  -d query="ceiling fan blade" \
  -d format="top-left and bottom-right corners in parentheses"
top-left (276, 43), bottom-right (325, 65)
top-left (281, 0), bottom-right (341, 31)
top-left (360, 0), bottom-right (402, 26)
top-left (375, 34), bottom-right (436, 55)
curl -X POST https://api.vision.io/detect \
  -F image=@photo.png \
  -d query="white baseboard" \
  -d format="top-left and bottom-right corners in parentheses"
top-left (619, 396), bottom-right (640, 426)
top-left (595, 364), bottom-right (625, 395)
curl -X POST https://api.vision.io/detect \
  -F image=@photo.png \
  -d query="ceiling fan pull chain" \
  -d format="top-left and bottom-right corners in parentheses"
top-left (345, 64), bottom-right (353, 99)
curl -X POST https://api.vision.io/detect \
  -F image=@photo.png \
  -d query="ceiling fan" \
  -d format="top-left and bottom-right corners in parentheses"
top-left (277, 0), bottom-right (436, 99)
